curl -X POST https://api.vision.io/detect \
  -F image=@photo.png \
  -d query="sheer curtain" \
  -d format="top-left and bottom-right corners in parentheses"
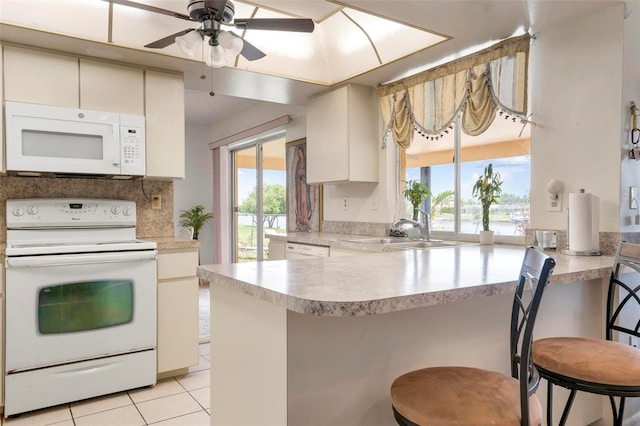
top-left (378, 34), bottom-right (530, 148)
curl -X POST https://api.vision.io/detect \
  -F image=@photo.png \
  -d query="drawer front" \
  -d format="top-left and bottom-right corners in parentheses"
top-left (158, 250), bottom-right (198, 280)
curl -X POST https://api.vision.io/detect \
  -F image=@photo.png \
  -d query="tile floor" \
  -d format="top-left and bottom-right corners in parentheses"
top-left (1, 343), bottom-right (211, 426)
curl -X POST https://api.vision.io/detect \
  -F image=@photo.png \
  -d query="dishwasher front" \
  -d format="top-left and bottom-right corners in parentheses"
top-left (285, 242), bottom-right (330, 259)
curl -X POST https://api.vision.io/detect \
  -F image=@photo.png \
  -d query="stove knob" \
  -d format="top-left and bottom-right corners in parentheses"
top-left (123, 207), bottom-right (132, 216)
top-left (111, 205), bottom-right (121, 215)
top-left (27, 205), bottom-right (38, 215)
top-left (12, 207), bottom-right (24, 217)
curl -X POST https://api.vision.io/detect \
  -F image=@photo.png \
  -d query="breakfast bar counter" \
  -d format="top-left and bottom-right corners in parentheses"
top-left (198, 246), bottom-right (616, 425)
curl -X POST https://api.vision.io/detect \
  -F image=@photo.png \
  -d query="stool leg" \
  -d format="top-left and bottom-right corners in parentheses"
top-left (546, 381), bottom-right (553, 426)
top-left (612, 397), bottom-right (626, 426)
top-left (558, 390), bottom-right (576, 426)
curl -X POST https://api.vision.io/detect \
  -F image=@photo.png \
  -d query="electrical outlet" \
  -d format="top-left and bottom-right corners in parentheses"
top-left (342, 197), bottom-right (349, 211)
top-left (631, 335), bottom-right (639, 348)
top-left (547, 196), bottom-right (562, 212)
top-left (151, 194), bottom-right (162, 210)
top-left (371, 197), bottom-right (378, 211)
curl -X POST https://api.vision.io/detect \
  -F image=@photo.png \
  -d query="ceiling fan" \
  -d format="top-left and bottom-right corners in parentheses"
top-left (106, 0), bottom-right (315, 65)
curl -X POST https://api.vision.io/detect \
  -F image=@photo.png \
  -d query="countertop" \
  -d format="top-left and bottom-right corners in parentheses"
top-left (197, 245), bottom-right (614, 317)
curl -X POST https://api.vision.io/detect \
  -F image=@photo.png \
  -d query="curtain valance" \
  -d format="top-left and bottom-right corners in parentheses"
top-left (378, 34), bottom-right (530, 148)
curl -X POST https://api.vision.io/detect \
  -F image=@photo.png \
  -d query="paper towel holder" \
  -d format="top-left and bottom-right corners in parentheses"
top-left (547, 179), bottom-right (564, 212)
top-left (560, 188), bottom-right (601, 256)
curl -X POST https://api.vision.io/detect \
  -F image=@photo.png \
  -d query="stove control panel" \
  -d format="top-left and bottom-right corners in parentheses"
top-left (7, 198), bottom-right (137, 228)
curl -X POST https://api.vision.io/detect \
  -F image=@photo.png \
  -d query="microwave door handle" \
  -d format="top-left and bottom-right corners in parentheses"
top-left (113, 127), bottom-right (121, 166)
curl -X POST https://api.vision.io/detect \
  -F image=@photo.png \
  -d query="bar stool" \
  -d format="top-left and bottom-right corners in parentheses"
top-left (533, 241), bottom-right (640, 426)
top-left (390, 247), bottom-right (556, 426)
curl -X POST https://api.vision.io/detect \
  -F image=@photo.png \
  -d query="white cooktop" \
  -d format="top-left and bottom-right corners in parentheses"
top-left (5, 198), bottom-right (156, 256)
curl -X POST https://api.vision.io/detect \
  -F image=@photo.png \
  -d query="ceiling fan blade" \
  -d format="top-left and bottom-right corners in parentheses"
top-left (145, 29), bottom-right (195, 49)
top-left (233, 18), bottom-right (314, 33)
top-left (229, 31), bottom-right (266, 61)
top-left (103, 0), bottom-right (193, 21)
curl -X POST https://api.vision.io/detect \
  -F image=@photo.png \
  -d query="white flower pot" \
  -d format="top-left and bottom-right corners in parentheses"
top-left (479, 230), bottom-right (495, 245)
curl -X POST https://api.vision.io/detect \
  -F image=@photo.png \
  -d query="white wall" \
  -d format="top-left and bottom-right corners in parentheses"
top-left (173, 123), bottom-right (215, 264)
top-left (529, 3), bottom-right (625, 232)
top-left (620, 0), bottom-right (640, 233)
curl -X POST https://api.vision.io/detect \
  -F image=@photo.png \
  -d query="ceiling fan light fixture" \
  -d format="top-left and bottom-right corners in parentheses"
top-left (206, 44), bottom-right (227, 68)
top-left (175, 30), bottom-right (202, 58)
top-left (218, 31), bottom-right (243, 58)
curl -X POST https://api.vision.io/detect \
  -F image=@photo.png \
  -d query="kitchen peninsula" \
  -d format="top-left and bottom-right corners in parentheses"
top-left (198, 246), bottom-right (615, 425)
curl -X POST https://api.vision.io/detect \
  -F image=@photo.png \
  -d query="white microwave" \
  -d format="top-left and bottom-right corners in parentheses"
top-left (5, 101), bottom-right (146, 178)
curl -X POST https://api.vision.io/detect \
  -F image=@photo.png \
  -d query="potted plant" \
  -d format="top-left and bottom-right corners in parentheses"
top-left (472, 163), bottom-right (503, 244)
top-left (403, 180), bottom-right (431, 221)
top-left (179, 204), bottom-right (213, 240)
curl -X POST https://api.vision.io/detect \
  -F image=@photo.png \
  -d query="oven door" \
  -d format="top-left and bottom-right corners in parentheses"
top-left (5, 250), bottom-right (157, 372)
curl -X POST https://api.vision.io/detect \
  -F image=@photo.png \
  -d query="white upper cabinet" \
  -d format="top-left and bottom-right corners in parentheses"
top-left (80, 59), bottom-right (144, 115)
top-left (306, 84), bottom-right (379, 184)
top-left (2, 45), bottom-right (186, 180)
top-left (144, 70), bottom-right (185, 179)
top-left (3, 46), bottom-right (79, 107)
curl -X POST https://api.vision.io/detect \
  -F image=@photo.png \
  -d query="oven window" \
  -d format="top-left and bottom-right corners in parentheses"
top-left (38, 280), bottom-right (133, 334)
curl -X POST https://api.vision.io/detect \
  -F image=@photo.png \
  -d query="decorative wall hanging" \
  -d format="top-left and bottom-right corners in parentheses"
top-left (286, 139), bottom-right (322, 232)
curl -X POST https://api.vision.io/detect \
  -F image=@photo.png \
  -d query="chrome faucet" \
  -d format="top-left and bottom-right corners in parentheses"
top-left (390, 209), bottom-right (431, 240)
top-left (418, 209), bottom-right (431, 240)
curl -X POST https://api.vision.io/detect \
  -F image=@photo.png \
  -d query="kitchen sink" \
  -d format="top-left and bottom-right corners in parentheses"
top-left (392, 240), bottom-right (478, 249)
top-left (344, 237), bottom-right (478, 249)
top-left (344, 237), bottom-right (412, 244)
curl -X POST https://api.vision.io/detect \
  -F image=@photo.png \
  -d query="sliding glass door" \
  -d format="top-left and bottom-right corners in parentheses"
top-left (230, 134), bottom-right (286, 263)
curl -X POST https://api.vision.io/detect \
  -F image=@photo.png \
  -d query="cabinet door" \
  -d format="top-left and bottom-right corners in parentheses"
top-left (307, 85), bottom-right (350, 183)
top-left (157, 249), bottom-right (199, 374)
top-left (267, 240), bottom-right (285, 260)
top-left (80, 59), bottom-right (144, 115)
top-left (157, 277), bottom-right (200, 373)
top-left (3, 45), bottom-right (79, 107)
top-left (307, 84), bottom-right (378, 184)
top-left (145, 70), bottom-right (185, 179)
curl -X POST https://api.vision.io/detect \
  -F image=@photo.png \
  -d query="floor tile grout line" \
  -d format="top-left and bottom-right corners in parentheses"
top-left (145, 407), bottom-right (207, 425)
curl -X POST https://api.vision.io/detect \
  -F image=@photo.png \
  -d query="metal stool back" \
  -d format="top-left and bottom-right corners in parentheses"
top-left (533, 241), bottom-right (640, 425)
top-left (390, 247), bottom-right (555, 425)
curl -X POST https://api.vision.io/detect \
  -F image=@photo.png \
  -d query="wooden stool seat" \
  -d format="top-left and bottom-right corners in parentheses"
top-left (533, 337), bottom-right (640, 389)
top-left (391, 366), bottom-right (543, 425)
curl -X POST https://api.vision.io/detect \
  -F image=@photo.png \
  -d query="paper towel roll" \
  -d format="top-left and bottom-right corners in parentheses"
top-left (568, 192), bottom-right (600, 252)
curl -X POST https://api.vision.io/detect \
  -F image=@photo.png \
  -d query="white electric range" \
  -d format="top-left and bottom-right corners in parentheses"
top-left (4, 198), bottom-right (158, 417)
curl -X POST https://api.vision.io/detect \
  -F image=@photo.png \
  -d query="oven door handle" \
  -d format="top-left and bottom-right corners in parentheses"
top-left (5, 250), bottom-right (157, 268)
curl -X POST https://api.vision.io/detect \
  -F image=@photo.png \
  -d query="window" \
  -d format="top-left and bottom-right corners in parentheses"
top-left (38, 280), bottom-right (133, 334)
top-left (404, 113), bottom-right (530, 239)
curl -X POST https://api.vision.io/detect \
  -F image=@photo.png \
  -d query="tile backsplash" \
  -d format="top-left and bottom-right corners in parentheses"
top-left (0, 176), bottom-right (174, 243)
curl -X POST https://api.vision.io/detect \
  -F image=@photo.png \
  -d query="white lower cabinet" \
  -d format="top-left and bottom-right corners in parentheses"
top-left (157, 248), bottom-right (200, 376)
top-left (267, 239), bottom-right (285, 260)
